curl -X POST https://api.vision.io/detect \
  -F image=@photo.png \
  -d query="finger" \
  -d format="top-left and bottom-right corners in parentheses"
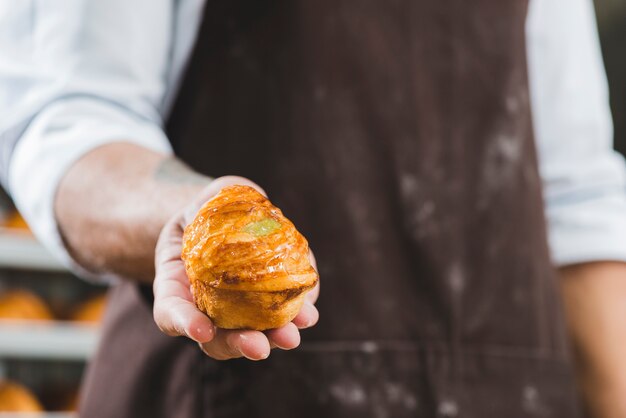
top-left (153, 269), bottom-right (215, 343)
top-left (305, 282), bottom-right (320, 304)
top-left (308, 250), bottom-right (318, 272)
top-left (154, 295), bottom-right (215, 343)
top-left (292, 301), bottom-right (319, 329)
top-left (200, 329), bottom-right (271, 361)
top-left (155, 220), bottom-right (185, 267)
top-left (210, 175), bottom-right (268, 197)
top-left (154, 220), bottom-right (215, 343)
top-left (307, 250), bottom-right (320, 304)
top-left (265, 322), bottom-right (301, 350)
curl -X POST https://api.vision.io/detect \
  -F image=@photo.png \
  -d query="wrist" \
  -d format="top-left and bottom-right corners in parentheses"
top-left (55, 143), bottom-right (210, 282)
top-left (559, 262), bottom-right (626, 418)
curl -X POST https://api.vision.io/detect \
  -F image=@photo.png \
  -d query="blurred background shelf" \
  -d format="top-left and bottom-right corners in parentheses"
top-left (0, 322), bottom-right (99, 361)
top-left (0, 229), bottom-right (66, 272)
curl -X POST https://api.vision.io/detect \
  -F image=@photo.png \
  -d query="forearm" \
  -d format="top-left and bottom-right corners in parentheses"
top-left (559, 262), bottom-right (626, 418)
top-left (54, 142), bottom-right (210, 283)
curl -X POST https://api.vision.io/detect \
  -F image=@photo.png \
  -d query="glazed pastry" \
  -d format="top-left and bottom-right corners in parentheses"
top-left (0, 380), bottom-right (43, 412)
top-left (182, 185), bottom-right (318, 330)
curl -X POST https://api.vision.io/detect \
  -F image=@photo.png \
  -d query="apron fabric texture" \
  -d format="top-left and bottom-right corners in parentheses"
top-left (80, 1), bottom-right (582, 416)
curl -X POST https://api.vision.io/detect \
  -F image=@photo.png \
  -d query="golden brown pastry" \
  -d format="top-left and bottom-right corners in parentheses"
top-left (0, 380), bottom-right (44, 412)
top-left (0, 290), bottom-right (54, 321)
top-left (182, 185), bottom-right (318, 330)
top-left (70, 294), bottom-right (107, 324)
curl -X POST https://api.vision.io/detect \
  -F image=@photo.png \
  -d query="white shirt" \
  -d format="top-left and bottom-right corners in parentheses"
top-left (0, 0), bottom-right (625, 278)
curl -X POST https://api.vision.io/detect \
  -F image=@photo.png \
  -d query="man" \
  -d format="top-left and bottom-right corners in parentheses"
top-left (1, 0), bottom-right (625, 417)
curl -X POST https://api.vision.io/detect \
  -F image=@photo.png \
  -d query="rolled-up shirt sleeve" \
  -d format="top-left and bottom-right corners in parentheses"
top-left (0, 1), bottom-right (174, 275)
top-left (527, 0), bottom-right (626, 266)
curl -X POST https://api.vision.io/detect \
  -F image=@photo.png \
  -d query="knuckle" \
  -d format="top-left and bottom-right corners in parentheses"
top-left (153, 306), bottom-right (181, 337)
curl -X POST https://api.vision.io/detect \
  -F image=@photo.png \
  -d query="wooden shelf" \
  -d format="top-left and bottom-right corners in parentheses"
top-left (0, 321), bottom-right (99, 361)
top-left (0, 229), bottom-right (67, 272)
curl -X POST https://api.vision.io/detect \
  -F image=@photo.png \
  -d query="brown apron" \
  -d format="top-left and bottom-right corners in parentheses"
top-left (80, 1), bottom-right (583, 417)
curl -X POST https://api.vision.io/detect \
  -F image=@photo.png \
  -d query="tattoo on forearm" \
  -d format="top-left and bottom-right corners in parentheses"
top-left (154, 157), bottom-right (211, 185)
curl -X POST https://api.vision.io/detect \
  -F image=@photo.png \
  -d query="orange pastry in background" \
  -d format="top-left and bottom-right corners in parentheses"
top-left (0, 290), bottom-right (54, 321)
top-left (71, 294), bottom-right (107, 324)
top-left (0, 380), bottom-right (44, 412)
top-left (3, 211), bottom-right (31, 233)
top-left (182, 185), bottom-right (318, 330)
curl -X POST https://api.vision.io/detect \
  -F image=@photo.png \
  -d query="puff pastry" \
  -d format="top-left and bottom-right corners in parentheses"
top-left (182, 185), bottom-right (318, 330)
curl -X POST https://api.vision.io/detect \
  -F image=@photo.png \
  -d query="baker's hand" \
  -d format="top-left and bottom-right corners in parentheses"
top-left (153, 176), bottom-right (320, 360)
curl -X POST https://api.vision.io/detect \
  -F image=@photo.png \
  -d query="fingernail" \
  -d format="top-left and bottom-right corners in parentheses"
top-left (234, 333), bottom-right (246, 350)
top-left (272, 342), bottom-right (289, 350)
top-left (197, 326), bottom-right (214, 342)
top-left (235, 334), bottom-right (252, 360)
top-left (237, 333), bottom-right (271, 361)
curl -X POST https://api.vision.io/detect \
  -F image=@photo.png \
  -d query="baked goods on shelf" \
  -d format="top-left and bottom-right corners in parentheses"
top-left (0, 289), bottom-right (54, 321)
top-left (70, 294), bottom-right (107, 324)
top-left (0, 380), bottom-right (43, 412)
top-left (182, 185), bottom-right (318, 330)
top-left (2, 211), bottom-right (31, 233)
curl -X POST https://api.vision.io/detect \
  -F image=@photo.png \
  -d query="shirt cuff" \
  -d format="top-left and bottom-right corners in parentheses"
top-left (546, 191), bottom-right (626, 266)
top-left (7, 97), bottom-right (173, 282)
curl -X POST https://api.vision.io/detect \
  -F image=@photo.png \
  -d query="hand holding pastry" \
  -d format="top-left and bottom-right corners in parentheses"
top-left (153, 176), bottom-right (319, 360)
